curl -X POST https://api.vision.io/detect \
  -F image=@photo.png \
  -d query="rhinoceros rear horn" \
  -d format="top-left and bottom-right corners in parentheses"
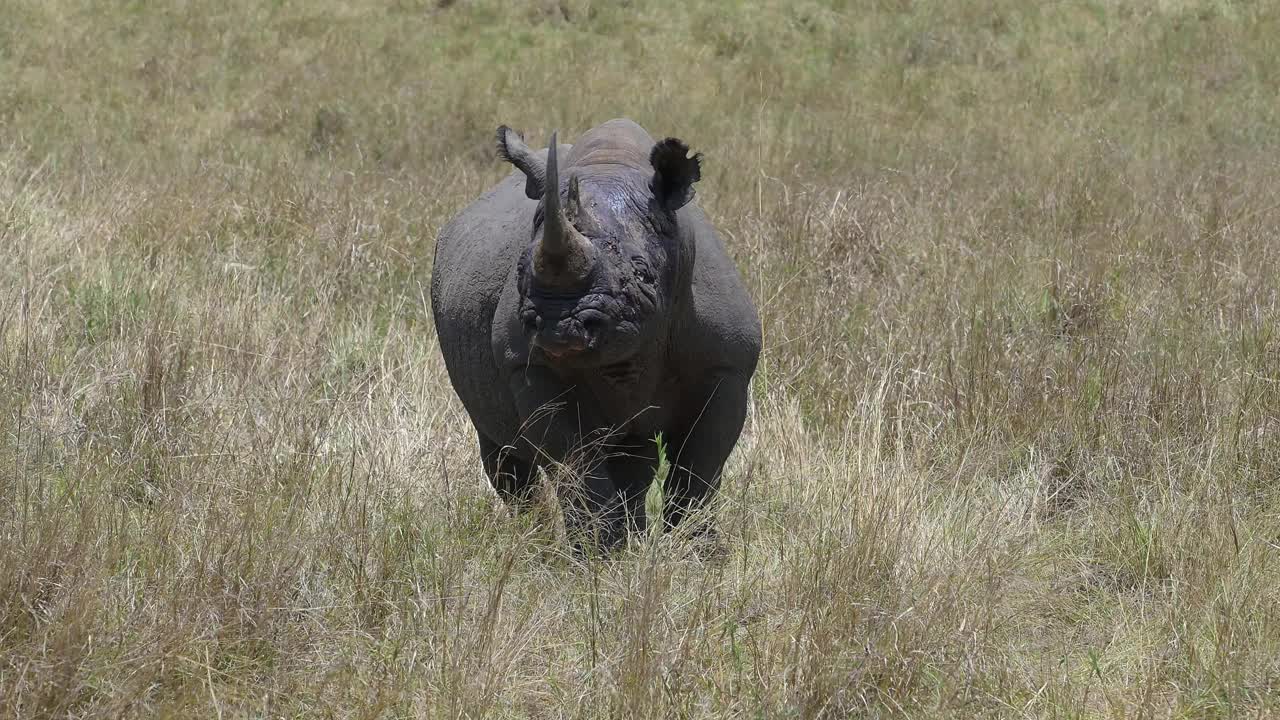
top-left (496, 125), bottom-right (545, 200)
top-left (534, 133), bottom-right (595, 288)
top-left (649, 137), bottom-right (702, 212)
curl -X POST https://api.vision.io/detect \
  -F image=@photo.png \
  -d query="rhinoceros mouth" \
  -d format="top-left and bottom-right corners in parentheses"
top-left (532, 332), bottom-right (594, 361)
top-left (536, 341), bottom-right (586, 360)
top-left (531, 348), bottom-right (640, 384)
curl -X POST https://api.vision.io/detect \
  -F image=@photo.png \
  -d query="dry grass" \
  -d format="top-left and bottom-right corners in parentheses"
top-left (3, 0), bottom-right (1280, 717)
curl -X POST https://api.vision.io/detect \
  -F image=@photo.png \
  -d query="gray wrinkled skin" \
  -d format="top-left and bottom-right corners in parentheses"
top-left (430, 118), bottom-right (761, 549)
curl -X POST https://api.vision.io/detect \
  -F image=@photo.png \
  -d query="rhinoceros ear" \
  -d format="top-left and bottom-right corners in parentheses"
top-left (496, 125), bottom-right (546, 200)
top-left (649, 137), bottom-right (702, 213)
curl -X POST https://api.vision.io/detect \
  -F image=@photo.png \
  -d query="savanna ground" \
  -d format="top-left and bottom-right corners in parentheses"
top-left (2, 0), bottom-right (1279, 717)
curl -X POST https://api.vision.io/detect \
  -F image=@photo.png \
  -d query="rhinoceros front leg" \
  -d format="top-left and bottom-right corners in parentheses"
top-left (605, 437), bottom-right (661, 535)
top-left (664, 372), bottom-right (752, 534)
top-left (478, 433), bottom-right (539, 510)
top-left (508, 367), bottom-right (628, 549)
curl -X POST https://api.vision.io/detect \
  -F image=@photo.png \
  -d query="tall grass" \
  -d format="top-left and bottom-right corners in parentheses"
top-left (2, 0), bottom-right (1279, 716)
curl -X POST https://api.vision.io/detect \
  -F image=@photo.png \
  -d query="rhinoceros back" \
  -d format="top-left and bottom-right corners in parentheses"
top-left (430, 169), bottom-right (538, 444)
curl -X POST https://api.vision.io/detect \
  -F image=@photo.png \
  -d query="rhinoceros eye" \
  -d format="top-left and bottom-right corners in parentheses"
top-left (632, 258), bottom-right (654, 284)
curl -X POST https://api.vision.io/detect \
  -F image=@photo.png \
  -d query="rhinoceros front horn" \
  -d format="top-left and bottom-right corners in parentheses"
top-left (534, 132), bottom-right (595, 289)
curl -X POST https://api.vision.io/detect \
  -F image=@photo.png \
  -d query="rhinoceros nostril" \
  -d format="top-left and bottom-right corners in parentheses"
top-left (578, 310), bottom-right (609, 335)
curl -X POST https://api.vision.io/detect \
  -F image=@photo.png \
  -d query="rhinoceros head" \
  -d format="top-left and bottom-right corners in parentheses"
top-left (496, 125), bottom-right (701, 367)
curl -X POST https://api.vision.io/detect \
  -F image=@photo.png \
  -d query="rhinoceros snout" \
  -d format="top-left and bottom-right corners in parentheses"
top-left (534, 311), bottom-right (611, 360)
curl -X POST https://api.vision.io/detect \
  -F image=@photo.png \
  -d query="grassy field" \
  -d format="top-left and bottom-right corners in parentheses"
top-left (3, 0), bottom-right (1280, 717)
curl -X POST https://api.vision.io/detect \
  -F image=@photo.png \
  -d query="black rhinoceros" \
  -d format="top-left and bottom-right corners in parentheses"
top-left (430, 118), bottom-right (760, 548)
